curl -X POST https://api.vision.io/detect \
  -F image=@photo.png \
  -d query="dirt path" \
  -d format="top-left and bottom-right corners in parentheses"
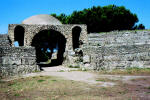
top-left (23, 66), bottom-right (115, 87)
top-left (3, 66), bottom-right (150, 87)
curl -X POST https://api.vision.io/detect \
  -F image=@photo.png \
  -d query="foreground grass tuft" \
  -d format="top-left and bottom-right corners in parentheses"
top-left (148, 86), bottom-right (150, 90)
top-left (37, 79), bottom-right (45, 83)
top-left (96, 78), bottom-right (116, 82)
top-left (14, 93), bottom-right (21, 97)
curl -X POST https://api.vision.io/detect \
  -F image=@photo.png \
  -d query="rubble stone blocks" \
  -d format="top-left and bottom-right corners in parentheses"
top-left (0, 40), bottom-right (40, 78)
top-left (83, 31), bottom-right (150, 70)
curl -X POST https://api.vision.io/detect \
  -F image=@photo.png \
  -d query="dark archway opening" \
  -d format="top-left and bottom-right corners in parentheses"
top-left (72, 26), bottom-right (81, 50)
top-left (14, 25), bottom-right (25, 46)
top-left (31, 29), bottom-right (66, 68)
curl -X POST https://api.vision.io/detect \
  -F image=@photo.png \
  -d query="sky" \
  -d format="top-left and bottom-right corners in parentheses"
top-left (0, 0), bottom-right (150, 33)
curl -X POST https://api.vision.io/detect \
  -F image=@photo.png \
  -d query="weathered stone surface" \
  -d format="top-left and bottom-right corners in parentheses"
top-left (65, 53), bottom-right (82, 68)
top-left (8, 24), bottom-right (87, 50)
top-left (0, 34), bottom-right (11, 47)
top-left (83, 31), bottom-right (150, 70)
top-left (0, 65), bottom-right (39, 78)
top-left (0, 38), bottom-right (40, 77)
top-left (2, 17), bottom-right (150, 77)
top-left (67, 50), bottom-right (76, 56)
top-left (83, 55), bottom-right (90, 64)
top-left (0, 15), bottom-right (88, 78)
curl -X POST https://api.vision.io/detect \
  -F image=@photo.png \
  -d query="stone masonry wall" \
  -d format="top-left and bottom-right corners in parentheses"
top-left (0, 34), bottom-right (11, 47)
top-left (83, 31), bottom-right (150, 70)
top-left (0, 34), bottom-right (39, 78)
top-left (8, 24), bottom-right (87, 50)
top-left (8, 24), bottom-right (87, 69)
top-left (0, 47), bottom-right (40, 77)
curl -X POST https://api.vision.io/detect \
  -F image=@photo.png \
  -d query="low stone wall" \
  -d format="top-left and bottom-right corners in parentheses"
top-left (83, 31), bottom-right (150, 70)
top-left (0, 47), bottom-right (40, 78)
top-left (0, 34), bottom-right (11, 47)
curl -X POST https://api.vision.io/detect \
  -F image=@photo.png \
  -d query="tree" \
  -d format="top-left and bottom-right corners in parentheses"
top-left (51, 5), bottom-right (140, 33)
top-left (137, 24), bottom-right (145, 29)
top-left (51, 13), bottom-right (68, 24)
top-left (133, 24), bottom-right (145, 30)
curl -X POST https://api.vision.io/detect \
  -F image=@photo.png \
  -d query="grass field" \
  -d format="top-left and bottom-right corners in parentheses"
top-left (97, 67), bottom-right (150, 75)
top-left (0, 68), bottom-right (150, 100)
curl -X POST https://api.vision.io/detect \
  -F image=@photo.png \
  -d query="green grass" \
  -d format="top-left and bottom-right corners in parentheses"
top-left (98, 67), bottom-right (150, 75)
top-left (96, 77), bottom-right (116, 82)
top-left (14, 93), bottom-right (21, 97)
top-left (51, 80), bottom-right (57, 82)
top-left (37, 79), bottom-right (45, 83)
top-left (58, 70), bottom-right (65, 72)
top-left (0, 76), bottom-right (134, 100)
top-left (96, 79), bottom-right (105, 82)
top-left (68, 65), bottom-right (80, 68)
top-left (0, 73), bottom-right (149, 100)
top-left (148, 86), bottom-right (150, 90)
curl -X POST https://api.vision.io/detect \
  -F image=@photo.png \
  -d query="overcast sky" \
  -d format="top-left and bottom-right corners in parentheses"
top-left (0, 0), bottom-right (150, 33)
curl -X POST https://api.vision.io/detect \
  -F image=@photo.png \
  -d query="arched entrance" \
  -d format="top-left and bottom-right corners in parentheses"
top-left (31, 29), bottom-right (66, 67)
top-left (14, 25), bottom-right (25, 46)
top-left (72, 26), bottom-right (82, 50)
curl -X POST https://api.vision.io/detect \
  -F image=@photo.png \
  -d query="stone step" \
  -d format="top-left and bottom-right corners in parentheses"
top-left (0, 42), bottom-right (10, 46)
top-left (0, 45), bottom-right (10, 47)
top-left (84, 42), bottom-right (150, 48)
top-left (103, 52), bottom-right (150, 61)
top-left (0, 35), bottom-right (11, 47)
top-left (87, 34), bottom-right (150, 46)
top-left (87, 41), bottom-right (150, 47)
top-left (88, 36), bottom-right (150, 43)
top-left (92, 60), bottom-right (150, 70)
top-left (88, 35), bottom-right (150, 46)
top-left (88, 31), bottom-right (150, 38)
top-left (0, 40), bottom-right (10, 42)
top-left (88, 36), bottom-right (150, 41)
top-left (0, 34), bottom-right (9, 38)
top-left (0, 38), bottom-right (8, 40)
top-left (83, 44), bottom-right (150, 56)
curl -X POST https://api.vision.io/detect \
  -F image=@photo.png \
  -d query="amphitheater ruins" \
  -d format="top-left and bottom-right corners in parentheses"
top-left (0, 14), bottom-right (150, 77)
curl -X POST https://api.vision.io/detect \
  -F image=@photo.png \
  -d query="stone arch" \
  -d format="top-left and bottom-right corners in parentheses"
top-left (27, 25), bottom-right (64, 46)
top-left (31, 29), bottom-right (66, 67)
top-left (72, 26), bottom-right (82, 50)
top-left (14, 25), bottom-right (25, 46)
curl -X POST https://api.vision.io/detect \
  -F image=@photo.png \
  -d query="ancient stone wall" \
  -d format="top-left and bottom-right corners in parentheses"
top-left (0, 34), bottom-right (11, 47)
top-left (83, 31), bottom-right (150, 70)
top-left (0, 47), bottom-right (39, 77)
top-left (7, 24), bottom-right (87, 70)
top-left (0, 34), bottom-right (39, 78)
top-left (8, 24), bottom-right (87, 50)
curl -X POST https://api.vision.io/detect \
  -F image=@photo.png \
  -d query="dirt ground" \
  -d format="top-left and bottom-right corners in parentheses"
top-left (0, 66), bottom-right (150, 100)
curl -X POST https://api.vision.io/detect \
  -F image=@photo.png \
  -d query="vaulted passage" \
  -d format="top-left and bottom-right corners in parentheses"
top-left (31, 29), bottom-right (66, 67)
top-left (72, 26), bottom-right (82, 50)
top-left (14, 25), bottom-right (25, 46)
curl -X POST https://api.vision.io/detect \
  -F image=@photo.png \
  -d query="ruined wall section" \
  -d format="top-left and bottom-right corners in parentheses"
top-left (83, 31), bottom-right (150, 70)
top-left (8, 24), bottom-right (87, 68)
top-left (8, 24), bottom-right (87, 50)
top-left (0, 34), bottom-right (11, 47)
top-left (0, 47), bottom-right (39, 77)
top-left (0, 34), bottom-right (39, 77)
